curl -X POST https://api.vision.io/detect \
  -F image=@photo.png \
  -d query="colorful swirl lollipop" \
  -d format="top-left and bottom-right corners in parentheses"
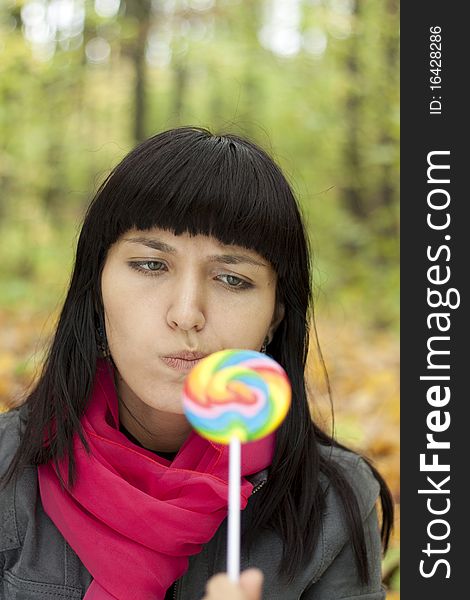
top-left (182, 349), bottom-right (291, 444)
top-left (183, 349), bottom-right (291, 583)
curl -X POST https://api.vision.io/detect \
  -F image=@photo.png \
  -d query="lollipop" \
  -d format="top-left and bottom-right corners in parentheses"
top-left (183, 349), bottom-right (291, 443)
top-left (182, 349), bottom-right (291, 581)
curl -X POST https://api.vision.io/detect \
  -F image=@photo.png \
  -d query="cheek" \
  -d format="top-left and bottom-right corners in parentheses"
top-left (104, 300), bottom-right (132, 334)
top-left (102, 275), bottom-right (142, 339)
top-left (106, 297), bottom-right (156, 339)
top-left (211, 293), bottom-right (275, 343)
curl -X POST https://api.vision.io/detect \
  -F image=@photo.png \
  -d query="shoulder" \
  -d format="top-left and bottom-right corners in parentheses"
top-left (318, 443), bottom-right (381, 520)
top-left (296, 445), bottom-right (386, 598)
top-left (239, 444), bottom-right (384, 597)
top-left (0, 409), bottom-right (91, 596)
top-left (0, 405), bottom-right (28, 476)
top-left (0, 406), bottom-right (31, 555)
top-left (317, 443), bottom-right (381, 539)
top-left (309, 444), bottom-right (382, 579)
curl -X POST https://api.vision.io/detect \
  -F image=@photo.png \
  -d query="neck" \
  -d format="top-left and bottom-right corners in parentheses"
top-left (115, 374), bottom-right (192, 453)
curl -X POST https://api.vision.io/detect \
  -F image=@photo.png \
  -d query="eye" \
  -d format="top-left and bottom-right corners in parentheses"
top-left (128, 260), bottom-right (167, 276)
top-left (145, 261), bottom-right (166, 271)
top-left (217, 274), bottom-right (253, 289)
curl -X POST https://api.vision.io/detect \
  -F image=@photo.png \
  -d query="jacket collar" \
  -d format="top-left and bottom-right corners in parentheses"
top-left (245, 468), bottom-right (268, 491)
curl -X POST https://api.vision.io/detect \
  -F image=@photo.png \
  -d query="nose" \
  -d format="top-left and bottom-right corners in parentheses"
top-left (166, 273), bottom-right (206, 332)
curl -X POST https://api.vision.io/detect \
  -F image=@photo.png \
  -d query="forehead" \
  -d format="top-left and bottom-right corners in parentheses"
top-left (120, 228), bottom-right (269, 262)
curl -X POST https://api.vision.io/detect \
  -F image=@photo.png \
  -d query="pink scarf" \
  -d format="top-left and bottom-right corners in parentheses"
top-left (38, 359), bottom-right (275, 599)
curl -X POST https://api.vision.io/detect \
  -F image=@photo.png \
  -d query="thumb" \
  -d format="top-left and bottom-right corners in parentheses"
top-left (239, 568), bottom-right (264, 600)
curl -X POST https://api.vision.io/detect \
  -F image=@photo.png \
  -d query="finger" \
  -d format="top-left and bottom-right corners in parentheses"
top-left (204, 573), bottom-right (244, 600)
top-left (239, 568), bottom-right (264, 600)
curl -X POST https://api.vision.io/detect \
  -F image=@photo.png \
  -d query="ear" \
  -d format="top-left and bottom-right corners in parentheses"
top-left (267, 302), bottom-right (285, 342)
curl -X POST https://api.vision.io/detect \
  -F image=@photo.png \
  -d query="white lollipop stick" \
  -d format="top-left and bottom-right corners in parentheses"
top-left (227, 436), bottom-right (241, 582)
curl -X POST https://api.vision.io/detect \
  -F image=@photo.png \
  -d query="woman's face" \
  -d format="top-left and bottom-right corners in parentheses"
top-left (101, 227), bottom-right (284, 415)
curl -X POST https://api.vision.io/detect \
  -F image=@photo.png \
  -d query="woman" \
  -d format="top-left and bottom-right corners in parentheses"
top-left (0, 127), bottom-right (393, 599)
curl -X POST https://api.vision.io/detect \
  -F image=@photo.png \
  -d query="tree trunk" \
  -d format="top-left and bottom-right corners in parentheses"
top-left (342, 0), bottom-right (367, 222)
top-left (126, 0), bottom-right (152, 144)
top-left (377, 0), bottom-right (399, 238)
top-left (241, 0), bottom-right (263, 135)
top-left (172, 57), bottom-right (188, 125)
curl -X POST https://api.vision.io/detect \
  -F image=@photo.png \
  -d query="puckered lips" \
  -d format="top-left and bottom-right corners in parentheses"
top-left (160, 350), bottom-right (209, 371)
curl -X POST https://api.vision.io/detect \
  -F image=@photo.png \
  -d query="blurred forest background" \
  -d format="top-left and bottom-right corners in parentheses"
top-left (0, 0), bottom-right (399, 596)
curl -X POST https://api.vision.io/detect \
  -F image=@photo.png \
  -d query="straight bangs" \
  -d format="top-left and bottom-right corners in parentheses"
top-left (92, 128), bottom-right (304, 281)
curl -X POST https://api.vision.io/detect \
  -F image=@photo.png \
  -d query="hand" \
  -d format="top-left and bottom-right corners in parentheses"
top-left (202, 568), bottom-right (264, 600)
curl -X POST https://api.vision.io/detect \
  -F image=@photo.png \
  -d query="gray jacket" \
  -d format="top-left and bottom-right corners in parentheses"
top-left (0, 406), bottom-right (386, 599)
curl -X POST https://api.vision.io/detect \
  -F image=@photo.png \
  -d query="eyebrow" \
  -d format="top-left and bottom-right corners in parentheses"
top-left (125, 237), bottom-right (176, 254)
top-left (124, 236), bottom-right (268, 267)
